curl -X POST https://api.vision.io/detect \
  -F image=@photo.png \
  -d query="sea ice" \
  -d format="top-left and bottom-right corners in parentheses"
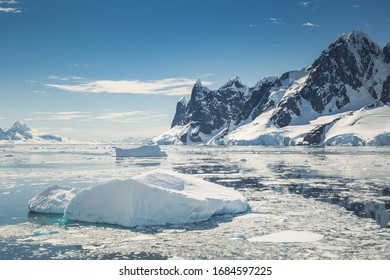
top-left (28, 185), bottom-right (80, 214)
top-left (115, 145), bottom-right (167, 157)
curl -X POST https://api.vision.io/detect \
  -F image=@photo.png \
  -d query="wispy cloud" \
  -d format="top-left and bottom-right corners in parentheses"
top-left (0, 0), bottom-right (19, 4)
top-left (26, 110), bottom-right (169, 124)
top-left (303, 22), bottom-right (320, 27)
top-left (0, 6), bottom-right (20, 12)
top-left (353, 5), bottom-right (360, 8)
top-left (248, 24), bottom-right (256, 28)
top-left (93, 111), bottom-right (169, 123)
top-left (264, 17), bottom-right (284, 25)
top-left (300, 2), bottom-right (311, 8)
top-left (45, 77), bottom-right (213, 96)
top-left (29, 111), bottom-right (93, 121)
top-left (0, 0), bottom-right (21, 13)
top-left (48, 75), bottom-right (86, 81)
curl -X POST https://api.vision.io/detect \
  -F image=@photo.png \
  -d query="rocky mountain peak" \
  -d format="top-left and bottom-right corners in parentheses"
top-left (171, 97), bottom-right (187, 128)
top-left (6, 121), bottom-right (33, 140)
top-left (384, 43), bottom-right (390, 64)
top-left (221, 76), bottom-right (245, 89)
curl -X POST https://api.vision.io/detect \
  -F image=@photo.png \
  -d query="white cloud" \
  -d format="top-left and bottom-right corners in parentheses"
top-left (45, 77), bottom-right (213, 96)
top-left (248, 24), bottom-right (256, 28)
top-left (300, 2), bottom-right (311, 7)
top-left (0, 6), bottom-right (21, 13)
top-left (30, 111), bottom-right (93, 121)
top-left (0, 0), bottom-right (21, 13)
top-left (353, 5), bottom-right (360, 8)
top-left (303, 22), bottom-right (320, 27)
top-left (0, 1), bottom-right (18, 4)
top-left (48, 75), bottom-right (86, 81)
top-left (93, 111), bottom-right (169, 123)
top-left (27, 111), bottom-right (169, 124)
top-left (266, 17), bottom-right (284, 24)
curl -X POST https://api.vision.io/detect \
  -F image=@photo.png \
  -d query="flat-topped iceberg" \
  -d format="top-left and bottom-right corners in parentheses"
top-left (28, 185), bottom-right (80, 214)
top-left (28, 170), bottom-right (248, 227)
top-left (115, 144), bottom-right (167, 157)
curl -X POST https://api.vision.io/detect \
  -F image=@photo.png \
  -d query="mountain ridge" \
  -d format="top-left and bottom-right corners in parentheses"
top-left (154, 30), bottom-right (390, 146)
top-left (0, 121), bottom-right (63, 142)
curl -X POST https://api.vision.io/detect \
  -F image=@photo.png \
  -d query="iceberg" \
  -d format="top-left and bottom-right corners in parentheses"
top-left (29, 170), bottom-right (248, 227)
top-left (115, 145), bottom-right (167, 157)
top-left (28, 185), bottom-right (80, 214)
top-left (64, 170), bottom-right (248, 227)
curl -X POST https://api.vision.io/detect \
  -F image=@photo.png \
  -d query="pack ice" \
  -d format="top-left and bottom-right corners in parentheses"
top-left (115, 144), bottom-right (167, 157)
top-left (28, 170), bottom-right (248, 227)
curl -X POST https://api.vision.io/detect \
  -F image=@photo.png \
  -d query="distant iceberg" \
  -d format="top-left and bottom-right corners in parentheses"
top-left (115, 144), bottom-right (167, 157)
top-left (28, 170), bottom-right (248, 227)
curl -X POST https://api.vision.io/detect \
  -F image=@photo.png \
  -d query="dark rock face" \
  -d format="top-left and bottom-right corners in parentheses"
top-left (270, 31), bottom-right (383, 127)
top-left (179, 78), bottom-right (249, 142)
top-left (235, 78), bottom-right (276, 125)
top-left (383, 43), bottom-right (390, 64)
top-left (302, 124), bottom-right (327, 145)
top-left (301, 118), bottom-right (341, 145)
top-left (171, 97), bottom-right (187, 128)
top-left (381, 76), bottom-right (390, 104)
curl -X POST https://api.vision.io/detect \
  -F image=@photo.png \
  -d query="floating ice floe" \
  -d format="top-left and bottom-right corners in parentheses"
top-left (115, 145), bottom-right (167, 157)
top-left (28, 185), bottom-right (80, 214)
top-left (248, 230), bottom-right (323, 243)
top-left (29, 170), bottom-right (248, 227)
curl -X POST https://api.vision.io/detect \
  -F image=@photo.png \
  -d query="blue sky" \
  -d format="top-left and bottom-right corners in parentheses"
top-left (1, 0), bottom-right (390, 141)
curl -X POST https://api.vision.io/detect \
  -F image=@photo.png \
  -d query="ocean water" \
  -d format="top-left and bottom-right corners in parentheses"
top-left (0, 144), bottom-right (390, 259)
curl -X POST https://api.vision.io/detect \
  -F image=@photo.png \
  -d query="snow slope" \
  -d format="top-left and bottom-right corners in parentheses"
top-left (227, 104), bottom-right (390, 146)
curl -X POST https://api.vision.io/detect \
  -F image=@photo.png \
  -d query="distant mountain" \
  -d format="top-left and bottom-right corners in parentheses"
top-left (0, 121), bottom-right (63, 142)
top-left (155, 30), bottom-right (390, 146)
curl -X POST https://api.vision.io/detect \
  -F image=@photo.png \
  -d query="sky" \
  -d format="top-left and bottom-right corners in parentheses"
top-left (1, 0), bottom-right (390, 141)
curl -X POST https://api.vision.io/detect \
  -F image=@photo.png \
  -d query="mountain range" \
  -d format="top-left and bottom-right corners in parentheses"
top-left (0, 121), bottom-right (63, 142)
top-left (154, 30), bottom-right (390, 146)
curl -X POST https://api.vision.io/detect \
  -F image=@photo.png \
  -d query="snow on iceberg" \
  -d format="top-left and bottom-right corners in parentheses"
top-left (115, 145), bottom-right (167, 157)
top-left (28, 185), bottom-right (80, 214)
top-left (64, 170), bottom-right (248, 227)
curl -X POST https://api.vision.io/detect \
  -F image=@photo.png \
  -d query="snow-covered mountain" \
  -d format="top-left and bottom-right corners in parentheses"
top-left (154, 30), bottom-right (390, 146)
top-left (0, 121), bottom-right (63, 142)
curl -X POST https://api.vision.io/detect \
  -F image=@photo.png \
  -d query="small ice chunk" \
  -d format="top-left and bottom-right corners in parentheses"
top-left (115, 145), bottom-right (167, 157)
top-left (230, 233), bottom-right (246, 240)
top-left (32, 229), bottom-right (59, 236)
top-left (129, 235), bottom-right (156, 241)
top-left (28, 185), bottom-right (80, 214)
top-left (248, 230), bottom-right (323, 243)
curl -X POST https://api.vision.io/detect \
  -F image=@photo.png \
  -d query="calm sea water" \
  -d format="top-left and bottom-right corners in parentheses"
top-left (1, 144), bottom-right (390, 259)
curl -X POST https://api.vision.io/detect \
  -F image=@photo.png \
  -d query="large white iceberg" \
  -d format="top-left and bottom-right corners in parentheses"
top-left (28, 185), bottom-right (80, 214)
top-left (115, 145), bottom-right (167, 157)
top-left (29, 170), bottom-right (248, 227)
